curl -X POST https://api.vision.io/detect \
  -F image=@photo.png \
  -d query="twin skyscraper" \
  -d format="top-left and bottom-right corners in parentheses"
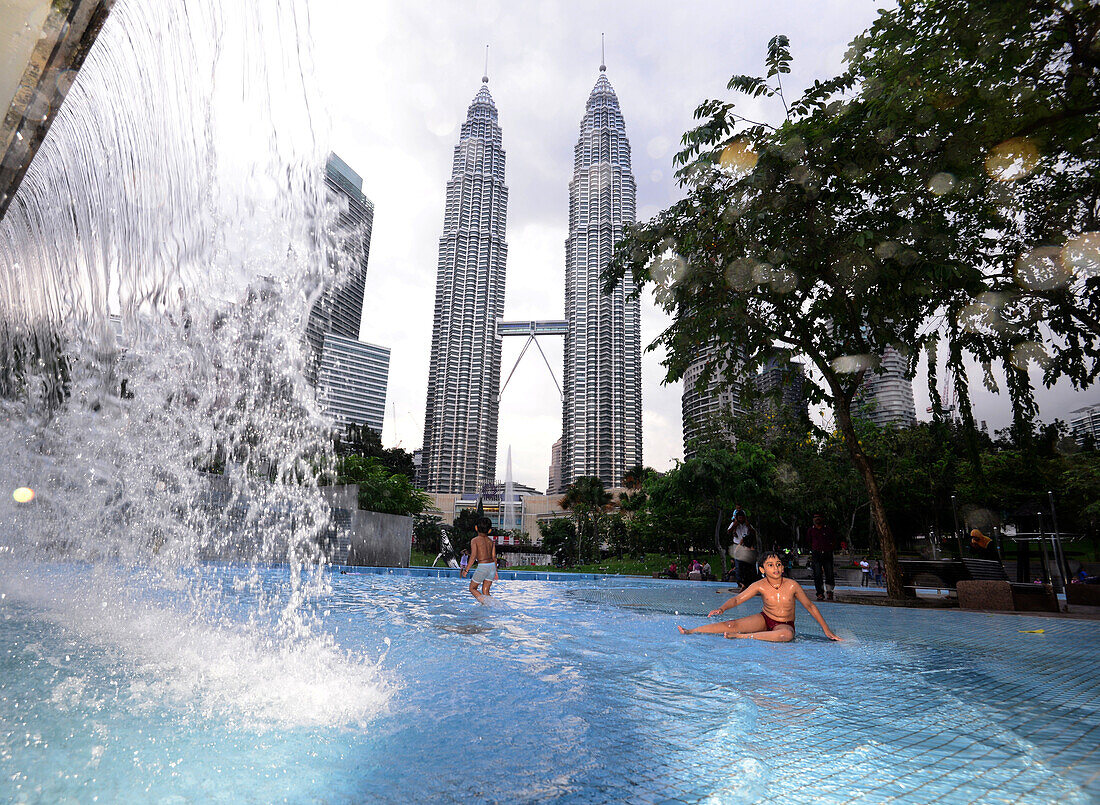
top-left (421, 58), bottom-right (641, 495)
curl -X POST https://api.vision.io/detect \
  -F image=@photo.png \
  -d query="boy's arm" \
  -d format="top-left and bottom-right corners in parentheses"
top-left (792, 584), bottom-right (841, 640)
top-left (709, 582), bottom-right (759, 618)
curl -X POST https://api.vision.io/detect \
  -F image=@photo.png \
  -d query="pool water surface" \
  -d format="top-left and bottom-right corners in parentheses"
top-left (1, 565), bottom-right (1097, 803)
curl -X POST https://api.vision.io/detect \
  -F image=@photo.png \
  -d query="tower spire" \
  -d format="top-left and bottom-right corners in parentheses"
top-left (483, 44), bottom-right (489, 83)
top-left (600, 33), bottom-right (606, 72)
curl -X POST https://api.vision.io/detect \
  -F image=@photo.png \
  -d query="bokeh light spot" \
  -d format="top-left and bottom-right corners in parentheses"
top-left (719, 140), bottom-right (758, 175)
top-left (1015, 246), bottom-right (1072, 291)
top-left (984, 137), bottom-right (1040, 182)
top-left (1010, 341), bottom-right (1050, 371)
top-left (928, 172), bottom-right (956, 196)
top-left (724, 257), bottom-right (759, 292)
top-left (12, 487), bottom-right (35, 504)
top-left (1061, 232), bottom-right (1100, 279)
top-left (831, 354), bottom-right (878, 374)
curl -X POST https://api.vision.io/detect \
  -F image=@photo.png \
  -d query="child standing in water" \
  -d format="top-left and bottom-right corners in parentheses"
top-left (460, 517), bottom-right (497, 602)
top-left (678, 552), bottom-right (841, 642)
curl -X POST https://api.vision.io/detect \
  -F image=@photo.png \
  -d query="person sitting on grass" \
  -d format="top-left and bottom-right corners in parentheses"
top-left (677, 552), bottom-right (842, 642)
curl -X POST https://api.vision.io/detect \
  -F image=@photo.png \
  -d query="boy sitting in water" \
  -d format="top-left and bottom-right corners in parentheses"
top-left (678, 552), bottom-right (841, 642)
top-left (460, 517), bottom-right (497, 602)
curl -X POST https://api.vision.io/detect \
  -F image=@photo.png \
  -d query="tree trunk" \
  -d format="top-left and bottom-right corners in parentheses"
top-left (834, 398), bottom-right (903, 599)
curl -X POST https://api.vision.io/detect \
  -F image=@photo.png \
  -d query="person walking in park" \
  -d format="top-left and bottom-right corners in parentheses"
top-left (860, 557), bottom-right (871, 587)
top-left (807, 512), bottom-right (837, 602)
top-left (460, 517), bottom-right (497, 602)
top-left (728, 510), bottom-right (759, 591)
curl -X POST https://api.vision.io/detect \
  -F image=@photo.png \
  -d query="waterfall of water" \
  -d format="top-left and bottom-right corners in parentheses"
top-left (0, 0), bottom-right (389, 728)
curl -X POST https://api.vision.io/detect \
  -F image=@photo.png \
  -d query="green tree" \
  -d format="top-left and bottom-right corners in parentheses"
top-left (559, 477), bottom-right (613, 564)
top-left (607, 36), bottom-right (974, 598)
top-left (334, 423), bottom-right (417, 482)
top-left (1062, 453), bottom-right (1100, 557)
top-left (451, 508), bottom-right (481, 550)
top-left (329, 455), bottom-right (431, 516)
top-left (413, 513), bottom-right (444, 554)
top-left (844, 0), bottom-right (1100, 418)
top-left (537, 517), bottom-right (578, 566)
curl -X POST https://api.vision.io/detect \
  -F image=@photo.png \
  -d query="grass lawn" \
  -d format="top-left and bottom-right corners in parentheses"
top-left (533, 552), bottom-right (731, 578)
top-left (410, 549), bottom-right (440, 567)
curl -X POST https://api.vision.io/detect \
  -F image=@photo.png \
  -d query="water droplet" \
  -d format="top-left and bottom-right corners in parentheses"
top-left (874, 241), bottom-right (899, 260)
top-left (832, 254), bottom-right (877, 289)
top-left (769, 269), bottom-right (799, 293)
top-left (649, 244), bottom-right (688, 289)
top-left (984, 137), bottom-right (1040, 182)
top-left (830, 355), bottom-right (878, 374)
top-left (928, 172), bottom-right (956, 196)
top-left (718, 140), bottom-right (757, 175)
top-left (1010, 341), bottom-right (1049, 371)
top-left (1061, 232), bottom-right (1100, 279)
top-left (776, 136), bottom-right (806, 162)
top-left (724, 257), bottom-right (758, 292)
top-left (646, 136), bottom-right (670, 159)
top-left (1015, 246), bottom-right (1071, 290)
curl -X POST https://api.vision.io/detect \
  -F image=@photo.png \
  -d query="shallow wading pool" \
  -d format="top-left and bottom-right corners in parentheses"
top-left (1, 564), bottom-right (1097, 804)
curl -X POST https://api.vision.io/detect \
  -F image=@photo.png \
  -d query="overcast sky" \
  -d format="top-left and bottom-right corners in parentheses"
top-left (307, 1), bottom-right (1099, 490)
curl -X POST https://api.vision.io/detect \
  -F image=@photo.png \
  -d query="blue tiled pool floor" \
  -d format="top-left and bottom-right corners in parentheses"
top-left (2, 565), bottom-right (1097, 803)
top-left (567, 581), bottom-right (1100, 803)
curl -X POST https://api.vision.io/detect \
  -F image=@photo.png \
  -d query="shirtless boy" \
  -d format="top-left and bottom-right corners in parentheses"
top-left (460, 517), bottom-right (497, 602)
top-left (677, 552), bottom-right (841, 642)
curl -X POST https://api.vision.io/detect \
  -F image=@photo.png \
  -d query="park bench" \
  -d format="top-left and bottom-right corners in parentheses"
top-left (898, 558), bottom-right (1058, 612)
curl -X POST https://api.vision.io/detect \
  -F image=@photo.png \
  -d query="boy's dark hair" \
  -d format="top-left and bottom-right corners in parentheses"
top-left (475, 517), bottom-right (493, 534)
top-left (757, 551), bottom-right (784, 568)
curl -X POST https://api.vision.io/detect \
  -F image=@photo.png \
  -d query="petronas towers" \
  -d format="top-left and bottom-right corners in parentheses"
top-left (421, 61), bottom-right (640, 494)
top-left (421, 76), bottom-right (508, 494)
top-left (562, 64), bottom-right (641, 488)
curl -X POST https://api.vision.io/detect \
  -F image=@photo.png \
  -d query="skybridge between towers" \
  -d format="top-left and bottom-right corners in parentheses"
top-left (497, 319), bottom-right (567, 401)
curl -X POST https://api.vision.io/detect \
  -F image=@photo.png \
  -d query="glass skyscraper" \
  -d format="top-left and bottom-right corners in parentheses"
top-left (681, 343), bottom-right (746, 460)
top-left (856, 346), bottom-right (917, 428)
top-left (317, 333), bottom-right (390, 433)
top-left (306, 153), bottom-right (375, 380)
top-left (561, 63), bottom-right (641, 487)
top-left (421, 76), bottom-right (509, 493)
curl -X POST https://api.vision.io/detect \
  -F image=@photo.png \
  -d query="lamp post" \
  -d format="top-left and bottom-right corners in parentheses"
top-left (1049, 491), bottom-right (1069, 599)
top-left (1037, 510), bottom-right (1052, 586)
top-left (950, 495), bottom-right (963, 560)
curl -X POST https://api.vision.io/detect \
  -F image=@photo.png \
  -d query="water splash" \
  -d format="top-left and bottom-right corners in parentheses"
top-left (0, 0), bottom-right (389, 725)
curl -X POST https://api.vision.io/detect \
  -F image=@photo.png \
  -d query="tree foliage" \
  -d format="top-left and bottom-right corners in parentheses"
top-left (846, 0), bottom-right (1100, 412)
top-left (334, 423), bottom-right (417, 481)
top-left (538, 517), bottom-right (578, 566)
top-left (327, 455), bottom-right (431, 516)
top-left (559, 476), bottom-right (614, 564)
top-left (413, 513), bottom-right (444, 554)
top-left (605, 2), bottom-right (1099, 597)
